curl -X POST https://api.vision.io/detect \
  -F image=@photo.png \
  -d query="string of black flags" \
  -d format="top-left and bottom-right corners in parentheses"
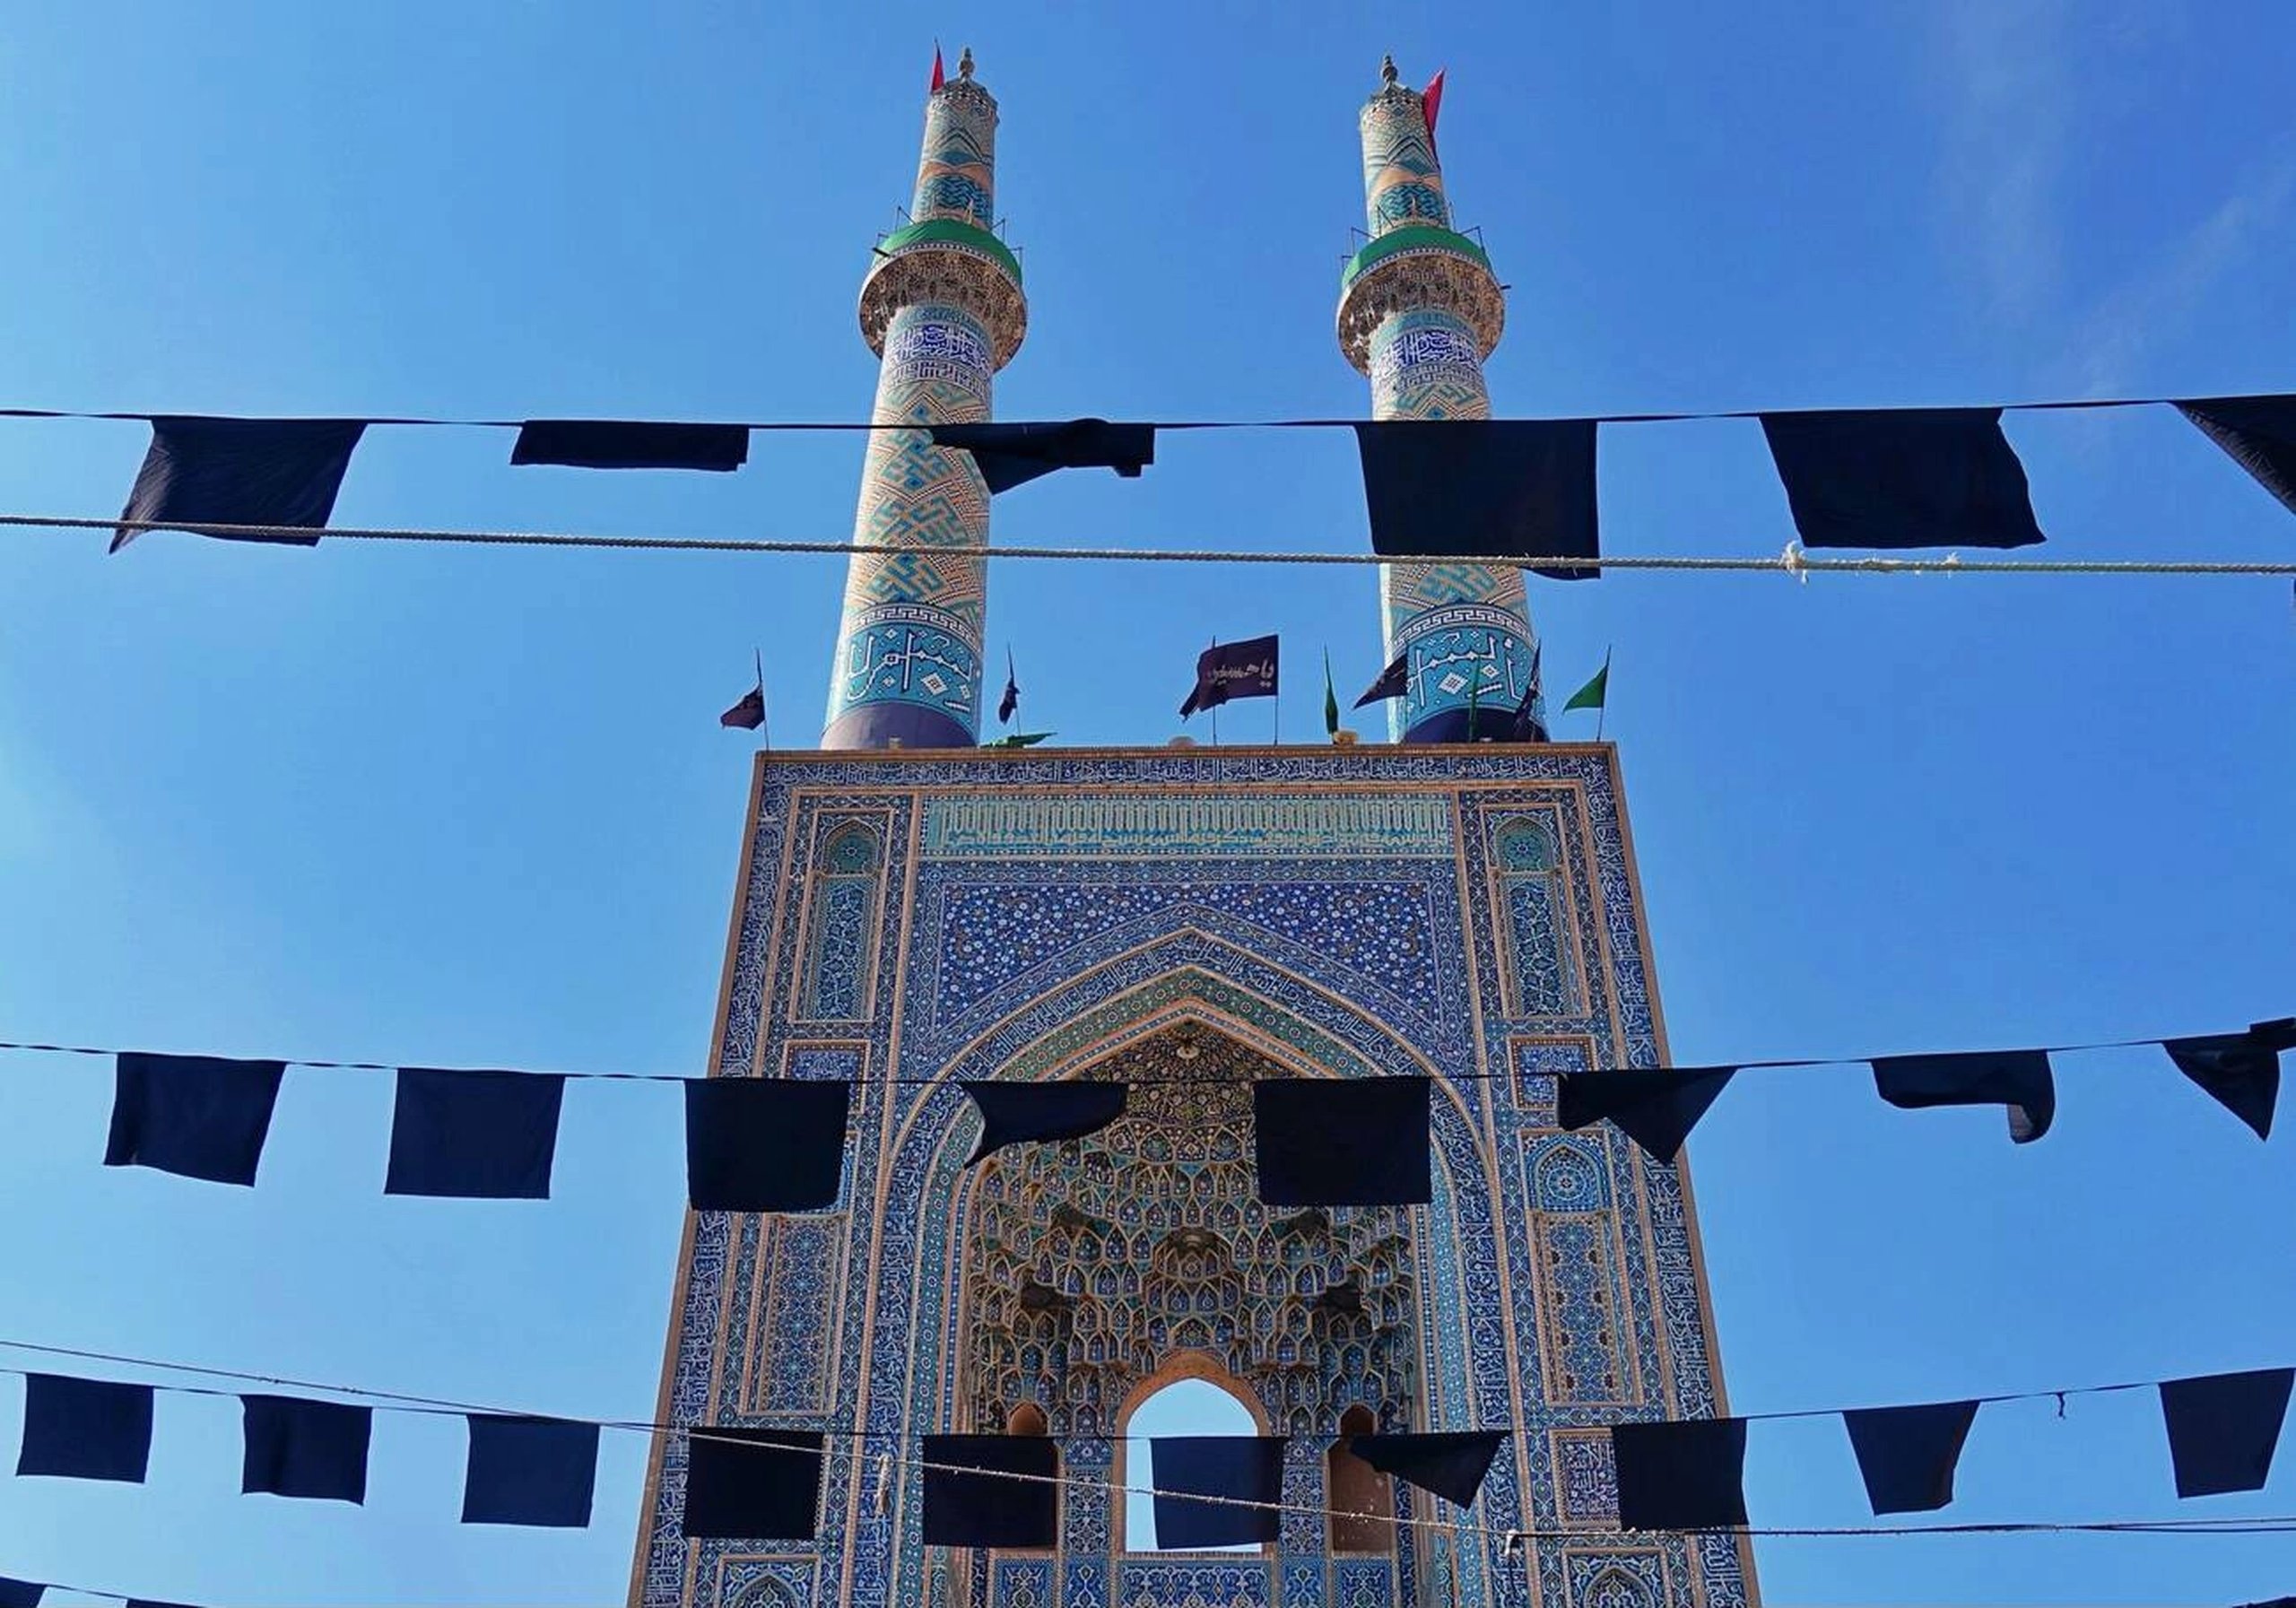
top-left (0, 387), bottom-right (2287, 560)
top-left (3, 1014), bottom-right (2285, 1208)
top-left (4, 1328), bottom-right (2296, 1567)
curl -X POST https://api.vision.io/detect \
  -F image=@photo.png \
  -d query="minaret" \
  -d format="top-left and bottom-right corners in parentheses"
top-left (1337, 56), bottom-right (1535, 743)
top-left (822, 48), bottom-right (1027, 750)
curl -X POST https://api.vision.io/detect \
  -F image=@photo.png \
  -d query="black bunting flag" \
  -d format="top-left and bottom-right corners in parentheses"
top-left (1349, 1430), bottom-right (1506, 1508)
top-left (105, 1052), bottom-right (286, 1186)
top-left (683, 1428), bottom-right (824, 1540)
top-left (240, 1395), bottom-right (370, 1503)
top-left (1557, 1067), bottom-right (1736, 1163)
top-left (16, 1375), bottom-right (153, 1483)
top-left (1761, 408), bottom-right (2044, 550)
top-left (1180, 636), bottom-right (1279, 719)
top-left (1872, 1048), bottom-right (2056, 1143)
top-left (462, 1414), bottom-right (599, 1528)
top-left (998, 648), bottom-right (1021, 725)
top-left (1353, 420), bottom-right (1600, 579)
top-left (2179, 396), bottom-right (2296, 517)
top-left (386, 1067), bottom-right (564, 1200)
top-left (1254, 1076), bottom-right (1431, 1206)
top-left (961, 1082), bottom-right (1128, 1166)
top-left (1354, 650), bottom-right (1408, 708)
top-left (511, 420), bottom-right (750, 473)
top-left (2164, 1019), bottom-right (2292, 1141)
top-left (929, 419), bottom-right (1155, 493)
top-left (1843, 1400), bottom-right (1979, 1515)
top-left (2160, 1368), bottom-right (2293, 1499)
top-left (684, 1079), bottom-right (848, 1211)
top-left (113, 417), bottom-right (365, 552)
top-left (1612, 1418), bottom-right (1748, 1530)
top-left (720, 677), bottom-right (767, 732)
top-left (921, 1434), bottom-right (1059, 1547)
top-left (1151, 1436), bottom-right (1287, 1548)
top-left (0, 1580), bottom-right (40, 1608)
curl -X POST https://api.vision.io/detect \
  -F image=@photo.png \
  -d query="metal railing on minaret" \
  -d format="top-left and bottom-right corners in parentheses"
top-left (823, 48), bottom-right (1028, 749)
top-left (1337, 55), bottom-right (1537, 744)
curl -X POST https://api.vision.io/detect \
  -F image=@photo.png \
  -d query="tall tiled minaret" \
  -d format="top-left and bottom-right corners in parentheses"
top-left (822, 48), bottom-right (1027, 750)
top-left (1337, 56), bottom-right (1536, 743)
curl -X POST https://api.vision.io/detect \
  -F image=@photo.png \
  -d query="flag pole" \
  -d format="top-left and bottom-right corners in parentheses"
top-left (1595, 647), bottom-right (1612, 742)
top-left (1208, 635), bottom-right (1219, 748)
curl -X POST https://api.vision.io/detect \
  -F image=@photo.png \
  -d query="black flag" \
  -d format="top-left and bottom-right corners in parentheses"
top-left (1180, 636), bottom-right (1279, 718)
top-left (998, 648), bottom-right (1020, 725)
top-left (1348, 1430), bottom-right (1505, 1508)
top-left (105, 1052), bottom-right (286, 1186)
top-left (961, 1082), bottom-right (1127, 1166)
top-left (510, 420), bottom-right (750, 473)
top-left (683, 1428), bottom-right (825, 1539)
top-left (1353, 420), bottom-right (1600, 579)
top-left (2178, 396), bottom-right (2296, 517)
top-left (1150, 1436), bottom-right (1287, 1547)
top-left (1354, 651), bottom-right (1408, 708)
top-left (2160, 1369), bottom-right (2293, 1498)
top-left (929, 419), bottom-right (1155, 493)
top-left (1760, 408), bottom-right (2044, 550)
top-left (2163, 1019), bottom-right (2292, 1141)
top-left (461, 1414), bottom-right (600, 1527)
top-left (113, 417), bottom-right (365, 552)
top-left (1843, 1401), bottom-right (1979, 1515)
top-left (721, 652), bottom-right (767, 733)
top-left (1872, 1048), bottom-right (2055, 1143)
top-left (1611, 1418), bottom-right (1749, 1530)
top-left (1175, 639), bottom-right (1285, 721)
top-left (1557, 1067), bottom-right (1736, 1163)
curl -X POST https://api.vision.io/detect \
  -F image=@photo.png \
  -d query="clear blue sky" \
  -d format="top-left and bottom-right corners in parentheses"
top-left (0, 3), bottom-right (2292, 1604)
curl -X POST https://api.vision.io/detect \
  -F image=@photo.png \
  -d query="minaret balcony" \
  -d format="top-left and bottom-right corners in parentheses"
top-left (1335, 223), bottom-right (1504, 375)
top-left (859, 217), bottom-right (1028, 367)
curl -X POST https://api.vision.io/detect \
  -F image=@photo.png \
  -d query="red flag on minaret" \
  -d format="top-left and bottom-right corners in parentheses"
top-left (1422, 68), bottom-right (1447, 152)
top-left (930, 44), bottom-right (945, 93)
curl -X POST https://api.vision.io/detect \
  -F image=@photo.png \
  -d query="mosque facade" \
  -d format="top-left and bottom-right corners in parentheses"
top-left (630, 56), bottom-right (1755, 1608)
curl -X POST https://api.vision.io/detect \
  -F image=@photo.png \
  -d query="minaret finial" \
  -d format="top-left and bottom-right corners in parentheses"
top-left (959, 46), bottom-right (975, 81)
top-left (1379, 53), bottom-right (1398, 88)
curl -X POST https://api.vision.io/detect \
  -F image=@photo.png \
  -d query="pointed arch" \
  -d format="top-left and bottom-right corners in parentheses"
top-left (1328, 1403), bottom-right (1396, 1553)
top-left (798, 821), bottom-right (883, 1021)
top-left (1492, 813), bottom-right (1578, 1016)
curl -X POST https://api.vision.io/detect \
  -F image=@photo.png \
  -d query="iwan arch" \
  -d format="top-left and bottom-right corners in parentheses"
top-left (630, 47), bottom-right (1754, 1608)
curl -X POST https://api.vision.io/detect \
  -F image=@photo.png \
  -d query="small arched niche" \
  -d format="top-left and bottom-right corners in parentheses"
top-left (1116, 1356), bottom-right (1266, 1553)
top-left (1326, 1404), bottom-right (1396, 1552)
top-left (1006, 1402), bottom-right (1048, 1439)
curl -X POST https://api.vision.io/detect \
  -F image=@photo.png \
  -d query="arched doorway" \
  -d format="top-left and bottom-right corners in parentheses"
top-left (959, 1021), bottom-right (1421, 1439)
top-left (1119, 1363), bottom-right (1264, 1552)
top-left (1326, 1403), bottom-right (1396, 1552)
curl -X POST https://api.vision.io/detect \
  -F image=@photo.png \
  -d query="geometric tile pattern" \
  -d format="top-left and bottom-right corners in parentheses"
top-left (913, 73), bottom-right (998, 230)
top-left (827, 65), bottom-right (1020, 746)
top-left (1350, 79), bottom-right (1539, 744)
top-left (827, 302), bottom-right (997, 739)
top-left (633, 743), bottom-right (1757, 1607)
top-left (1357, 91), bottom-right (1451, 235)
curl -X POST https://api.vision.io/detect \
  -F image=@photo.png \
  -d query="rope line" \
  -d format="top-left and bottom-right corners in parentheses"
top-left (1, 1337), bottom-right (2291, 1549)
top-left (0, 387), bottom-right (2264, 430)
top-left (0, 1021), bottom-right (2257, 1088)
top-left (10, 513), bottom-right (2295, 577)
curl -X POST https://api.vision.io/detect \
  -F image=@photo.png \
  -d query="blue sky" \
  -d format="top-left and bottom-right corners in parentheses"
top-left (0, 2), bottom-right (2292, 1603)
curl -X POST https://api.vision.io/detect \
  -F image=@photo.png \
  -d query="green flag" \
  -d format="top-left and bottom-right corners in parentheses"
top-left (1562, 654), bottom-right (1610, 715)
top-left (983, 731), bottom-right (1055, 749)
top-left (1322, 650), bottom-right (1341, 737)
